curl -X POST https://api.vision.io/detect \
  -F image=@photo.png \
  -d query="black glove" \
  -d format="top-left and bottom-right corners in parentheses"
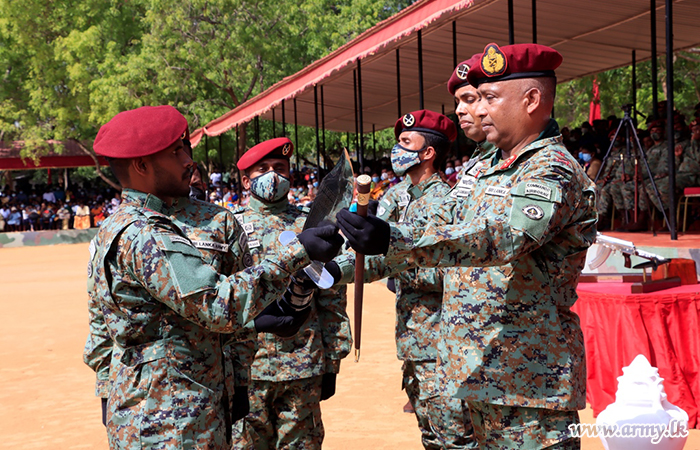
top-left (336, 208), bottom-right (391, 255)
top-left (386, 277), bottom-right (396, 293)
top-left (368, 199), bottom-right (379, 216)
top-left (298, 224), bottom-right (344, 262)
top-left (324, 260), bottom-right (342, 285)
top-left (320, 373), bottom-right (337, 401)
top-left (101, 398), bottom-right (107, 426)
top-left (230, 386), bottom-right (250, 422)
top-left (253, 298), bottom-right (311, 337)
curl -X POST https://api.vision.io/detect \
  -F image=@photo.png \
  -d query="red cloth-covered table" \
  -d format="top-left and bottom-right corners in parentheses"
top-left (572, 282), bottom-right (700, 428)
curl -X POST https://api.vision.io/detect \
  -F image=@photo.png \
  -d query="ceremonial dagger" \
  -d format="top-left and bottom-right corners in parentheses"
top-left (353, 174), bottom-right (372, 362)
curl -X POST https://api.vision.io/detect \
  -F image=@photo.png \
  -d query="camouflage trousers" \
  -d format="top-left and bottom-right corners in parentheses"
top-left (646, 174), bottom-right (697, 213)
top-left (610, 180), bottom-right (649, 212)
top-left (467, 401), bottom-right (580, 449)
top-left (232, 376), bottom-right (323, 450)
top-left (596, 183), bottom-right (615, 216)
top-left (403, 360), bottom-right (477, 449)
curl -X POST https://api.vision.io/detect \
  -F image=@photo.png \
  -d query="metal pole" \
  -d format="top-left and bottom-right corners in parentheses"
top-left (353, 69), bottom-right (359, 158)
top-left (321, 85), bottom-right (326, 170)
top-left (314, 85), bottom-right (320, 172)
top-left (665, 0), bottom-right (677, 240)
top-left (372, 124), bottom-right (377, 161)
top-left (452, 21), bottom-right (457, 69)
top-left (418, 30), bottom-right (424, 110)
top-left (396, 49), bottom-right (402, 117)
top-left (532, 0), bottom-right (537, 43)
top-left (235, 126), bottom-right (241, 192)
top-left (254, 116), bottom-right (260, 144)
top-left (294, 98), bottom-right (299, 167)
top-left (358, 59), bottom-right (365, 172)
top-left (508, 0), bottom-right (515, 44)
top-left (282, 100), bottom-right (286, 137)
top-left (632, 50), bottom-right (637, 121)
top-left (651, 0), bottom-right (659, 119)
top-left (272, 108), bottom-right (276, 138)
top-left (219, 134), bottom-right (223, 169)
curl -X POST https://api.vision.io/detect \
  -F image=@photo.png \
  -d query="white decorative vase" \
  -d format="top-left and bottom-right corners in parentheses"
top-left (596, 354), bottom-right (688, 450)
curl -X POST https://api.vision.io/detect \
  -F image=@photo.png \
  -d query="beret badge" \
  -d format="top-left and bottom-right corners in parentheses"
top-left (481, 43), bottom-right (507, 77)
top-left (402, 113), bottom-right (416, 128)
top-left (282, 143), bottom-right (291, 155)
top-left (455, 63), bottom-right (470, 80)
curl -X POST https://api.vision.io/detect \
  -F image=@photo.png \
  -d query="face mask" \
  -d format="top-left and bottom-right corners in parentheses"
top-left (579, 152), bottom-right (592, 163)
top-left (313, 181), bottom-right (318, 188)
top-left (455, 165), bottom-right (462, 172)
top-left (372, 176), bottom-right (380, 183)
top-left (249, 171), bottom-right (290, 203)
top-left (674, 131), bottom-right (683, 141)
top-left (651, 132), bottom-right (661, 141)
top-left (444, 167), bottom-right (455, 175)
top-left (613, 140), bottom-right (624, 148)
top-left (380, 173), bottom-right (388, 180)
top-left (391, 143), bottom-right (425, 176)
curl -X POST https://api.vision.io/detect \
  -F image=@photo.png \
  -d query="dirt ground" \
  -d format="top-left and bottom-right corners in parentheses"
top-left (1, 243), bottom-right (698, 449)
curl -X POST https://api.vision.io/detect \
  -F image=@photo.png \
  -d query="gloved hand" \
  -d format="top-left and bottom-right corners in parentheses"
top-left (336, 208), bottom-right (391, 255)
top-left (298, 224), bottom-right (344, 262)
top-left (253, 298), bottom-right (311, 337)
top-left (386, 277), bottom-right (396, 293)
top-left (368, 199), bottom-right (379, 216)
top-left (101, 397), bottom-right (107, 426)
top-left (324, 260), bottom-right (342, 285)
top-left (320, 373), bottom-right (337, 401)
top-left (230, 386), bottom-right (250, 422)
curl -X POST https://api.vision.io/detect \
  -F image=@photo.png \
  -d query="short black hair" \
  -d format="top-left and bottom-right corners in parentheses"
top-left (418, 132), bottom-right (450, 171)
top-left (106, 157), bottom-right (130, 185)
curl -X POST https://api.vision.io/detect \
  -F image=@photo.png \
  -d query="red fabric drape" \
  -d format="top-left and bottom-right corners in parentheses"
top-left (589, 77), bottom-right (601, 124)
top-left (572, 283), bottom-right (700, 428)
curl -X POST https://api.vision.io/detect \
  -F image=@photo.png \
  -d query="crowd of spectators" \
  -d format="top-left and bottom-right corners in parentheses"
top-left (0, 184), bottom-right (120, 232)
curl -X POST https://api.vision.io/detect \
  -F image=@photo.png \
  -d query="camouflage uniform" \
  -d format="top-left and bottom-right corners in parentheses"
top-left (678, 139), bottom-right (700, 188)
top-left (376, 174), bottom-right (475, 449)
top-left (376, 121), bottom-right (597, 448)
top-left (643, 140), bottom-right (683, 213)
top-left (594, 151), bottom-right (621, 217)
top-left (609, 149), bottom-right (649, 213)
top-left (87, 188), bottom-right (309, 450)
top-left (231, 196), bottom-right (351, 450)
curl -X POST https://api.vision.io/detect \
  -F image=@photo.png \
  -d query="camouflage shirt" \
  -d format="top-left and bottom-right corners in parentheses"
top-left (232, 196), bottom-right (352, 382)
top-left (87, 189), bottom-right (308, 449)
top-left (375, 174), bottom-right (449, 361)
top-left (382, 121), bottom-right (597, 410)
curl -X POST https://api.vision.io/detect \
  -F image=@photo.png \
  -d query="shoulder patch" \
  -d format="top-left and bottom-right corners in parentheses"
top-left (521, 204), bottom-right (545, 220)
top-left (524, 182), bottom-right (552, 200)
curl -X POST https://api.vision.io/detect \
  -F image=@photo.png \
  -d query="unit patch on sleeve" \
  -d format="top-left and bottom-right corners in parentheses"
top-left (524, 182), bottom-right (552, 200)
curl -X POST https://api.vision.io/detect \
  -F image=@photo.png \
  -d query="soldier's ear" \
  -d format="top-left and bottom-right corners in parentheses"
top-left (131, 157), bottom-right (149, 177)
top-left (241, 174), bottom-right (251, 190)
top-left (524, 87), bottom-right (542, 115)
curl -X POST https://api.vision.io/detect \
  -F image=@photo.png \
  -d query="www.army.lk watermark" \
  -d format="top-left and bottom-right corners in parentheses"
top-left (568, 420), bottom-right (688, 444)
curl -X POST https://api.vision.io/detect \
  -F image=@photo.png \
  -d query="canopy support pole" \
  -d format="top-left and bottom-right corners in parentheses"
top-left (321, 86), bottom-right (326, 170)
top-left (632, 50), bottom-right (637, 121)
top-left (532, 0), bottom-right (537, 43)
top-left (282, 100), bottom-right (286, 137)
top-left (651, 0), bottom-right (659, 119)
top-left (396, 49), bottom-right (402, 117)
top-left (452, 21), bottom-right (457, 69)
top-left (354, 69), bottom-right (359, 160)
top-left (314, 84), bottom-right (321, 173)
top-left (372, 124), bottom-right (377, 161)
top-left (508, 0), bottom-right (515, 44)
top-left (294, 99), bottom-right (299, 167)
top-left (272, 109), bottom-right (276, 138)
top-left (254, 116), bottom-right (260, 145)
top-left (665, 0), bottom-right (677, 240)
top-left (358, 60), bottom-right (365, 172)
top-left (418, 30), bottom-right (424, 110)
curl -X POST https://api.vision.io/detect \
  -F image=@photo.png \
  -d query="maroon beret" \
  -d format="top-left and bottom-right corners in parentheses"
top-left (467, 43), bottom-right (562, 87)
top-left (394, 110), bottom-right (458, 142)
top-left (237, 137), bottom-right (293, 171)
top-left (94, 105), bottom-right (188, 158)
top-left (648, 119), bottom-right (665, 130)
top-left (447, 54), bottom-right (481, 95)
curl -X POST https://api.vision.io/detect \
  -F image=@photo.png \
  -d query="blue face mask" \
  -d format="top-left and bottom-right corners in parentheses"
top-left (578, 152), bottom-right (592, 163)
top-left (372, 176), bottom-right (380, 183)
top-left (250, 171), bottom-right (291, 203)
top-left (391, 143), bottom-right (426, 176)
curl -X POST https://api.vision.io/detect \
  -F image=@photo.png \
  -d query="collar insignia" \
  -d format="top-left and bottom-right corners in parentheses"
top-left (403, 113), bottom-right (416, 128)
top-left (482, 43), bottom-right (507, 77)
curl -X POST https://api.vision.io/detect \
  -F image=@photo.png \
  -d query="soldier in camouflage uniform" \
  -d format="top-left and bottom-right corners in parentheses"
top-left (639, 119), bottom-right (675, 221)
top-left (230, 137), bottom-right (351, 450)
top-left (85, 106), bottom-right (343, 450)
top-left (594, 130), bottom-right (623, 229)
top-left (338, 43), bottom-right (597, 449)
top-left (84, 136), bottom-right (254, 430)
top-left (374, 109), bottom-right (475, 449)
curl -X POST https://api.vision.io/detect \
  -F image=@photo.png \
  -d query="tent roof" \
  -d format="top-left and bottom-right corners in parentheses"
top-left (0, 141), bottom-right (108, 170)
top-left (191, 0), bottom-right (700, 146)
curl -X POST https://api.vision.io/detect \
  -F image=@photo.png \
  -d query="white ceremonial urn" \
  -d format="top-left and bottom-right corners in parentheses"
top-left (596, 354), bottom-right (689, 450)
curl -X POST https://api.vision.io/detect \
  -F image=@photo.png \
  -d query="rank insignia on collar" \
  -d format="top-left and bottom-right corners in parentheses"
top-left (282, 143), bottom-right (291, 155)
top-left (499, 154), bottom-right (517, 170)
top-left (456, 63), bottom-right (470, 80)
top-left (403, 113), bottom-right (416, 127)
top-left (482, 43), bottom-right (507, 77)
top-left (522, 204), bottom-right (544, 220)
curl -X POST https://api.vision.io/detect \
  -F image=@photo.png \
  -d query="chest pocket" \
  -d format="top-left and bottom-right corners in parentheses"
top-left (509, 180), bottom-right (562, 244)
